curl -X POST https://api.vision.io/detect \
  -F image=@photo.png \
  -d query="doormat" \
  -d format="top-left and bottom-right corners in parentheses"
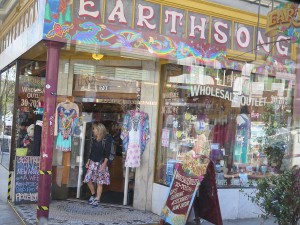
top-left (13, 199), bottom-right (160, 225)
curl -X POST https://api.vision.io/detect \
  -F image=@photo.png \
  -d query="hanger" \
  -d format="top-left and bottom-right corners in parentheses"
top-left (136, 105), bottom-right (140, 112)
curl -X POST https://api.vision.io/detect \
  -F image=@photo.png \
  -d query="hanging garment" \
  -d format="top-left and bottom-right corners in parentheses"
top-left (54, 101), bottom-right (79, 152)
top-left (121, 110), bottom-right (150, 168)
top-left (33, 114), bottom-right (43, 156)
top-left (234, 114), bottom-right (251, 164)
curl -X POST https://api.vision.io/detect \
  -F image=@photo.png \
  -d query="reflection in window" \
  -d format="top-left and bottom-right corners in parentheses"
top-left (0, 65), bottom-right (17, 169)
top-left (155, 63), bottom-right (294, 188)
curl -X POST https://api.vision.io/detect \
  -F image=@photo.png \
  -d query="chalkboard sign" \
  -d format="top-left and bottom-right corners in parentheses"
top-left (160, 163), bottom-right (200, 225)
top-left (15, 156), bottom-right (40, 204)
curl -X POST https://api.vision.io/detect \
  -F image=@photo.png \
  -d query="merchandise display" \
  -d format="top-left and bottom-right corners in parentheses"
top-left (54, 101), bottom-right (79, 152)
top-left (121, 110), bottom-right (150, 168)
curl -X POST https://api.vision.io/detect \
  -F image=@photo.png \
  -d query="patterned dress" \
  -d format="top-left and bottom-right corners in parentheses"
top-left (121, 110), bottom-right (150, 168)
top-left (55, 102), bottom-right (79, 152)
top-left (234, 114), bottom-right (251, 164)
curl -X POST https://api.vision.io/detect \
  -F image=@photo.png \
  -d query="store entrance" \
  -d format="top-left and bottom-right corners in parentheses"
top-left (52, 102), bottom-right (136, 206)
top-left (80, 102), bottom-right (134, 205)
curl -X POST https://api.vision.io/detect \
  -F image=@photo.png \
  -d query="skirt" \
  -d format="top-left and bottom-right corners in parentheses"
top-left (83, 160), bottom-right (110, 185)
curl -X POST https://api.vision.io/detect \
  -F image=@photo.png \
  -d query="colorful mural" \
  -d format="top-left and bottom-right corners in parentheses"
top-left (43, 1), bottom-right (226, 65)
top-left (44, 6), bottom-right (226, 64)
top-left (43, 0), bottom-right (295, 76)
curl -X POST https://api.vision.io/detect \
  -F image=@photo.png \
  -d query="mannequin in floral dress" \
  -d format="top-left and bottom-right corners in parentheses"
top-left (121, 110), bottom-right (150, 168)
top-left (54, 101), bottom-right (79, 152)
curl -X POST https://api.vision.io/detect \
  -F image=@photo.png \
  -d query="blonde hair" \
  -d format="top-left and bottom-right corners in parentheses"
top-left (93, 122), bottom-right (107, 141)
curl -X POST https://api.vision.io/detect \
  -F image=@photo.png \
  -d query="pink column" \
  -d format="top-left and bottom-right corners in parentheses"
top-left (37, 41), bottom-right (64, 220)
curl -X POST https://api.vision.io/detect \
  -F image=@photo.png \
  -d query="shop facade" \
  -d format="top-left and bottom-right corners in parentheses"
top-left (0, 0), bottom-right (299, 220)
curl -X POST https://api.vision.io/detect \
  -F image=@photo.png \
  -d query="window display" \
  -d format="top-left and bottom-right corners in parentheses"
top-left (54, 101), bottom-right (79, 152)
top-left (121, 109), bottom-right (150, 168)
top-left (155, 63), bottom-right (293, 188)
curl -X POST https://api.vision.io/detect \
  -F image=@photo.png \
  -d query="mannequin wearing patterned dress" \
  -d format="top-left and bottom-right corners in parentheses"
top-left (121, 110), bottom-right (150, 168)
top-left (54, 101), bottom-right (79, 186)
top-left (54, 101), bottom-right (79, 152)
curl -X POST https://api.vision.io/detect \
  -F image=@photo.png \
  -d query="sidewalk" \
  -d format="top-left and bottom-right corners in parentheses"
top-left (0, 200), bottom-right (23, 225)
top-left (188, 218), bottom-right (277, 225)
top-left (1, 165), bottom-right (277, 225)
top-left (10, 199), bottom-right (277, 225)
top-left (0, 198), bottom-right (277, 225)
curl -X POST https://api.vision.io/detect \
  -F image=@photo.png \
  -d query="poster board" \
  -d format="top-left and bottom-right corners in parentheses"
top-left (14, 156), bottom-right (40, 204)
top-left (160, 163), bottom-right (200, 225)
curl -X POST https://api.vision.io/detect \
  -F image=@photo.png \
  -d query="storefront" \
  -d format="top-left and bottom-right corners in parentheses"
top-left (0, 0), bottom-right (298, 221)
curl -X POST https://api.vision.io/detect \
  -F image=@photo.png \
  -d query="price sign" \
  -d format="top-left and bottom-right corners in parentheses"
top-left (14, 156), bottom-right (40, 204)
top-left (19, 76), bottom-right (45, 112)
top-left (160, 164), bottom-right (200, 225)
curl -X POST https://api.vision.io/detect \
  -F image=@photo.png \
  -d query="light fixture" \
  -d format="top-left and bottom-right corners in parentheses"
top-left (24, 68), bottom-right (29, 76)
top-left (34, 62), bottom-right (39, 70)
top-left (92, 53), bottom-right (104, 60)
top-left (27, 65), bottom-right (32, 75)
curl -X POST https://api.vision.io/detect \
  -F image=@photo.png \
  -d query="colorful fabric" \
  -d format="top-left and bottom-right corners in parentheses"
top-left (55, 102), bottom-right (79, 152)
top-left (234, 114), bottom-right (250, 164)
top-left (125, 143), bottom-right (141, 167)
top-left (121, 110), bottom-right (150, 168)
top-left (194, 160), bottom-right (223, 225)
top-left (83, 160), bottom-right (110, 185)
top-left (121, 110), bottom-right (150, 153)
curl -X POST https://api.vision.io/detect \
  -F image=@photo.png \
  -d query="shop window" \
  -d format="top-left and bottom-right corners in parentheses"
top-left (154, 63), bottom-right (294, 188)
top-left (16, 60), bottom-right (46, 158)
top-left (0, 65), bottom-right (17, 169)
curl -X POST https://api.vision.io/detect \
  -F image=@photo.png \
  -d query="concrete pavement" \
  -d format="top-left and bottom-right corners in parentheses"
top-left (190, 218), bottom-right (277, 225)
top-left (0, 164), bottom-right (23, 225)
top-left (0, 199), bottom-right (23, 225)
top-left (1, 164), bottom-right (278, 225)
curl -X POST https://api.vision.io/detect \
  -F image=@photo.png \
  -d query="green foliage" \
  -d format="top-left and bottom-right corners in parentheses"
top-left (258, 103), bottom-right (289, 171)
top-left (250, 167), bottom-right (300, 225)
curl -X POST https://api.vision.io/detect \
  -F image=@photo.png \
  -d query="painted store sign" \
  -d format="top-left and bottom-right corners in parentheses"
top-left (266, 3), bottom-right (300, 43)
top-left (43, 0), bottom-right (294, 73)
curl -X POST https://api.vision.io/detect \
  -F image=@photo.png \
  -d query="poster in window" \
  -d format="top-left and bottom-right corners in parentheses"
top-left (162, 128), bottom-right (170, 147)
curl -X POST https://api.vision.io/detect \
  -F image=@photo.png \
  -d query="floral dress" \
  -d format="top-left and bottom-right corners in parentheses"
top-left (121, 110), bottom-right (150, 168)
top-left (55, 102), bottom-right (79, 152)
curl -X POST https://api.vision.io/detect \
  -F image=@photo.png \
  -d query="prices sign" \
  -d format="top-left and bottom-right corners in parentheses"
top-left (19, 76), bottom-right (45, 112)
top-left (160, 164), bottom-right (200, 225)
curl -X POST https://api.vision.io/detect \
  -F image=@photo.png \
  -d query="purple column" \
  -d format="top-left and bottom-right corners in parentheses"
top-left (37, 41), bottom-right (64, 220)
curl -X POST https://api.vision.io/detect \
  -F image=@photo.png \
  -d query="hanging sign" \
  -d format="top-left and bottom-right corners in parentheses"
top-left (266, 3), bottom-right (300, 43)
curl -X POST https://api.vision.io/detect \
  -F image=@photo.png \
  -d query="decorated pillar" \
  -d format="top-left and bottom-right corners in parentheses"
top-left (37, 41), bottom-right (64, 221)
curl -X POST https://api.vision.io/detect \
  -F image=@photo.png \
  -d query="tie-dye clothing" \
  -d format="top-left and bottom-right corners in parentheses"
top-left (55, 102), bottom-right (79, 152)
top-left (121, 110), bottom-right (150, 168)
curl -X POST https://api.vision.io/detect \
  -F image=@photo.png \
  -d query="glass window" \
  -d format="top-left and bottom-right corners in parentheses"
top-left (155, 63), bottom-right (294, 188)
top-left (16, 60), bottom-right (46, 158)
top-left (0, 65), bottom-right (17, 169)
